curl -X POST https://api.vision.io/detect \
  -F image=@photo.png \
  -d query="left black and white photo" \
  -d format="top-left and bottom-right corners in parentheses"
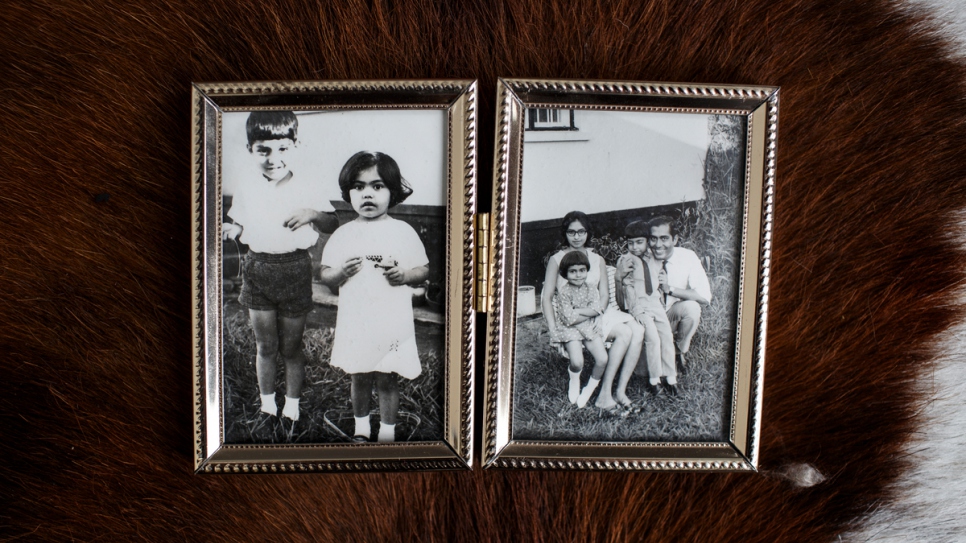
top-left (220, 109), bottom-right (447, 445)
top-left (193, 81), bottom-right (476, 472)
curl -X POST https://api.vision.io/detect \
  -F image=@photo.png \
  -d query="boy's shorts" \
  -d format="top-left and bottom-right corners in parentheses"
top-left (238, 249), bottom-right (314, 318)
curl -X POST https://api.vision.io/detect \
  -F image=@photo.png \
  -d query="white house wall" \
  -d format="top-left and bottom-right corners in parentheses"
top-left (520, 110), bottom-right (710, 223)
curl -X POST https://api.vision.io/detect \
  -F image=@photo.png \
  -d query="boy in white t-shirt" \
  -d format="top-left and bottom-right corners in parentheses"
top-left (223, 111), bottom-right (338, 423)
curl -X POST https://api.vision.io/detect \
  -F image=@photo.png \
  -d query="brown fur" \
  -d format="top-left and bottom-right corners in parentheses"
top-left (2, 0), bottom-right (966, 541)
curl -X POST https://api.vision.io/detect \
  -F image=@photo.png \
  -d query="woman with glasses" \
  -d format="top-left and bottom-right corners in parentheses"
top-left (541, 211), bottom-right (645, 409)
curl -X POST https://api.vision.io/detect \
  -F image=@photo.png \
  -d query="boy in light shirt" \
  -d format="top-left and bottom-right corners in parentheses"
top-left (616, 220), bottom-right (678, 395)
top-left (223, 111), bottom-right (338, 422)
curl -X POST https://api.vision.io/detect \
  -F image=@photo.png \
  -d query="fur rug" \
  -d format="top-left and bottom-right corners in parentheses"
top-left (3, 0), bottom-right (966, 541)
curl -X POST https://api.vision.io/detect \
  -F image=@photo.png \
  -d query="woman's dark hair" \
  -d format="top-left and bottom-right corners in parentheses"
top-left (560, 211), bottom-right (593, 241)
top-left (558, 250), bottom-right (591, 278)
top-left (338, 151), bottom-right (413, 208)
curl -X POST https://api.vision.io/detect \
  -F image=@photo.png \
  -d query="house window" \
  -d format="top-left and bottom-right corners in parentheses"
top-left (526, 108), bottom-right (577, 131)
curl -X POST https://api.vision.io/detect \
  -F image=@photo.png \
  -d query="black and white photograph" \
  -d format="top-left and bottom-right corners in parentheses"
top-left (511, 108), bottom-right (745, 442)
top-left (483, 79), bottom-right (776, 470)
top-left (193, 81), bottom-right (476, 472)
top-left (220, 108), bottom-right (447, 445)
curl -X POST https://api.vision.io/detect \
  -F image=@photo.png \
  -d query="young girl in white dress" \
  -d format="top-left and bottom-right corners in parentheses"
top-left (553, 250), bottom-right (610, 408)
top-left (320, 151), bottom-right (429, 443)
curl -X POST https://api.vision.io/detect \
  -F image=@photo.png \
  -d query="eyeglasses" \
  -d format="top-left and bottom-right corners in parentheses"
top-left (566, 229), bottom-right (587, 237)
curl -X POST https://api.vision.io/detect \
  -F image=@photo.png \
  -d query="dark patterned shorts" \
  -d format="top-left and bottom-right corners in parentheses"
top-left (238, 249), bottom-right (314, 318)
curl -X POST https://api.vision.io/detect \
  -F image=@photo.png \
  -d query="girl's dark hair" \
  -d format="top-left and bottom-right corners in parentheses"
top-left (246, 111), bottom-right (298, 146)
top-left (624, 219), bottom-right (649, 239)
top-left (338, 151), bottom-right (413, 208)
top-left (558, 250), bottom-right (591, 278)
top-left (560, 211), bottom-right (593, 241)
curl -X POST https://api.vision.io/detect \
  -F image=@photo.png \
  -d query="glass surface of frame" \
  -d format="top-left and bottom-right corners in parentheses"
top-left (191, 80), bottom-right (477, 472)
top-left (484, 78), bottom-right (777, 471)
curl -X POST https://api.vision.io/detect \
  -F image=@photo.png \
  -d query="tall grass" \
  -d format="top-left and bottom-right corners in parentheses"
top-left (512, 115), bottom-right (746, 442)
top-left (222, 303), bottom-right (445, 444)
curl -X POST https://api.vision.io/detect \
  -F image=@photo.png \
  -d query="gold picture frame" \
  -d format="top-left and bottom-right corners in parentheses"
top-left (191, 80), bottom-right (476, 472)
top-left (483, 78), bottom-right (777, 471)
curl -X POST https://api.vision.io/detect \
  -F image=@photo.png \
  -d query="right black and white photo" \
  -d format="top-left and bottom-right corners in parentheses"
top-left (511, 108), bottom-right (747, 443)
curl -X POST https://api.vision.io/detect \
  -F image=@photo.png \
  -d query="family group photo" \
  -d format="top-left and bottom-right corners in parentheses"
top-left (511, 108), bottom-right (747, 443)
top-left (219, 108), bottom-right (448, 445)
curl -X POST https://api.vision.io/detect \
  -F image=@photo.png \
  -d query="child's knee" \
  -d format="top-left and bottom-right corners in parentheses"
top-left (640, 320), bottom-right (659, 342)
top-left (278, 337), bottom-right (304, 359)
top-left (628, 320), bottom-right (645, 342)
top-left (255, 337), bottom-right (279, 356)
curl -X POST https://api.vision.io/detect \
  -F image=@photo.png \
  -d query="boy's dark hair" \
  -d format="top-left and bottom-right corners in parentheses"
top-left (624, 219), bottom-right (649, 239)
top-left (338, 151), bottom-right (413, 208)
top-left (647, 215), bottom-right (679, 237)
top-left (246, 111), bottom-right (298, 146)
top-left (560, 210), bottom-right (593, 241)
top-left (558, 250), bottom-right (591, 278)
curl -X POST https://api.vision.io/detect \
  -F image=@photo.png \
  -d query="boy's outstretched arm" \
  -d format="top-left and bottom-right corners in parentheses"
top-left (284, 209), bottom-right (339, 233)
top-left (222, 222), bottom-right (243, 240)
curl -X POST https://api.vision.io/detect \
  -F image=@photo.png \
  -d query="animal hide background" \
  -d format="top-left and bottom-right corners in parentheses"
top-left (2, 0), bottom-right (966, 541)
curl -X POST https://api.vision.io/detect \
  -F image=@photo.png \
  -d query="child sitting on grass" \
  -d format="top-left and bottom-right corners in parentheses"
top-left (223, 111), bottom-right (337, 423)
top-left (616, 219), bottom-right (678, 396)
top-left (320, 151), bottom-right (429, 443)
top-left (553, 250), bottom-right (610, 408)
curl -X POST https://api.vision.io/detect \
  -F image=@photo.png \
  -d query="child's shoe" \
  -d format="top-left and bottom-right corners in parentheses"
top-left (259, 392), bottom-right (277, 416)
top-left (576, 377), bottom-right (601, 408)
top-left (378, 422), bottom-right (396, 443)
top-left (353, 415), bottom-right (371, 443)
top-left (568, 369), bottom-right (581, 404)
top-left (282, 396), bottom-right (300, 421)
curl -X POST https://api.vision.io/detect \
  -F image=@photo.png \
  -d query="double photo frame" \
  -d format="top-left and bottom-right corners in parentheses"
top-left (191, 78), bottom-right (777, 473)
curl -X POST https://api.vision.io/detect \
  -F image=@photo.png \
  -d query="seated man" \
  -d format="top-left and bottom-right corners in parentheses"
top-left (643, 216), bottom-right (711, 375)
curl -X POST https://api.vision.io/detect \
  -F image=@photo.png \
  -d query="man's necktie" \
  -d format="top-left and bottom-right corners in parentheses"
top-left (662, 260), bottom-right (669, 306)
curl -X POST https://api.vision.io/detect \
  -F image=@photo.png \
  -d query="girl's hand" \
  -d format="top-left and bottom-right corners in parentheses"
top-left (658, 269), bottom-right (670, 293)
top-left (383, 265), bottom-right (408, 286)
top-left (284, 209), bottom-right (320, 230)
top-left (222, 223), bottom-right (243, 240)
top-left (616, 254), bottom-right (632, 274)
top-left (342, 257), bottom-right (363, 278)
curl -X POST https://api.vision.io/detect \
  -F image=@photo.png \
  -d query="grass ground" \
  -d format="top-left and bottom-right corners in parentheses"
top-left (511, 114), bottom-right (744, 443)
top-left (221, 299), bottom-right (445, 444)
top-left (511, 314), bottom-right (733, 442)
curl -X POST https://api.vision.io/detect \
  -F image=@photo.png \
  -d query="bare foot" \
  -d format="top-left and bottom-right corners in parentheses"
top-left (614, 393), bottom-right (632, 408)
top-left (595, 396), bottom-right (618, 410)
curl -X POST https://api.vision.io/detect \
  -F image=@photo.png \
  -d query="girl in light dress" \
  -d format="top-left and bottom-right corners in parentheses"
top-left (320, 151), bottom-right (429, 443)
top-left (553, 250), bottom-right (609, 407)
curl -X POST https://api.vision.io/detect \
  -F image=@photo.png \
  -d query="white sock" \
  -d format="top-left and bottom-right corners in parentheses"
top-left (282, 396), bottom-right (300, 421)
top-left (259, 393), bottom-right (276, 416)
top-left (665, 376), bottom-right (678, 385)
top-left (378, 422), bottom-right (396, 443)
top-left (576, 377), bottom-right (600, 408)
top-left (650, 377), bottom-right (661, 386)
top-left (354, 415), bottom-right (371, 438)
top-left (568, 370), bottom-right (581, 404)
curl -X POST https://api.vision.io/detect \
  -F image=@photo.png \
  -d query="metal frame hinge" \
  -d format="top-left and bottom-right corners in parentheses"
top-left (474, 212), bottom-right (490, 313)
